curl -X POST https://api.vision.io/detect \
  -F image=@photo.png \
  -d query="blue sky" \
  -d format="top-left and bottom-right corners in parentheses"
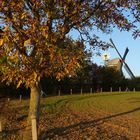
top-left (92, 29), bottom-right (140, 78)
top-left (70, 28), bottom-right (140, 78)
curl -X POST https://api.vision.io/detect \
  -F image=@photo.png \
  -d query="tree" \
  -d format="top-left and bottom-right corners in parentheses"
top-left (0, 0), bottom-right (139, 138)
top-left (99, 67), bottom-right (126, 91)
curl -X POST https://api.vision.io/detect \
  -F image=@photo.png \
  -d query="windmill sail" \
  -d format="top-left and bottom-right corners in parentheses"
top-left (123, 62), bottom-right (135, 79)
top-left (120, 47), bottom-right (129, 72)
top-left (122, 47), bottom-right (129, 60)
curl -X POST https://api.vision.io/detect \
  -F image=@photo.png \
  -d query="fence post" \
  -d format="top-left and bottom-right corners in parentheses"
top-left (110, 87), bottom-right (112, 92)
top-left (80, 89), bottom-right (83, 95)
top-left (70, 89), bottom-right (72, 95)
top-left (90, 88), bottom-right (92, 94)
top-left (31, 116), bottom-right (37, 140)
top-left (119, 87), bottom-right (121, 92)
top-left (0, 121), bottom-right (2, 132)
top-left (125, 87), bottom-right (128, 92)
top-left (100, 88), bottom-right (102, 93)
top-left (58, 90), bottom-right (61, 96)
top-left (20, 95), bottom-right (22, 102)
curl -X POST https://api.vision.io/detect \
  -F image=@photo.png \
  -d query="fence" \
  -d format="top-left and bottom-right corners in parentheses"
top-left (49, 87), bottom-right (137, 96)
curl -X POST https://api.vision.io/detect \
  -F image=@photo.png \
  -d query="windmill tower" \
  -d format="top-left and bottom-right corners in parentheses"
top-left (108, 39), bottom-right (135, 79)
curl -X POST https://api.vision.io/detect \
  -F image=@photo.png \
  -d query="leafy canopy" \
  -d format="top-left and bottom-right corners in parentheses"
top-left (0, 0), bottom-right (139, 87)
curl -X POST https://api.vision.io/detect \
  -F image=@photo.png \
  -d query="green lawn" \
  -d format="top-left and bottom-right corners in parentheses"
top-left (41, 92), bottom-right (140, 118)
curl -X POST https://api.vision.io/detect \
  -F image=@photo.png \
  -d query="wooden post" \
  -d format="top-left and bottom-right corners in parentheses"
top-left (70, 89), bottom-right (72, 95)
top-left (58, 90), bottom-right (61, 96)
top-left (80, 89), bottom-right (82, 94)
top-left (125, 87), bottom-right (128, 92)
top-left (110, 87), bottom-right (112, 92)
top-left (119, 87), bottom-right (121, 92)
top-left (133, 88), bottom-right (135, 92)
top-left (100, 88), bottom-right (102, 93)
top-left (90, 88), bottom-right (92, 94)
top-left (0, 121), bottom-right (2, 132)
top-left (31, 116), bottom-right (37, 140)
top-left (20, 95), bottom-right (22, 102)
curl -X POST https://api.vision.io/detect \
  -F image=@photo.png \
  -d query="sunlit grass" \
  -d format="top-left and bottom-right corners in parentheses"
top-left (41, 92), bottom-right (140, 120)
top-left (8, 92), bottom-right (140, 120)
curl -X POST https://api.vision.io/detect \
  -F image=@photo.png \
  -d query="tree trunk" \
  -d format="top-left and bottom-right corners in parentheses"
top-left (28, 85), bottom-right (41, 125)
top-left (23, 85), bottom-right (40, 140)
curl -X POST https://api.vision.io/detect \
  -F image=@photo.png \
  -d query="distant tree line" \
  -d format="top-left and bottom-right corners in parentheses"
top-left (1, 62), bottom-right (140, 98)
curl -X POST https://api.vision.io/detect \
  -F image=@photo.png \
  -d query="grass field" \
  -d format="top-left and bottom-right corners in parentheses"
top-left (0, 92), bottom-right (140, 139)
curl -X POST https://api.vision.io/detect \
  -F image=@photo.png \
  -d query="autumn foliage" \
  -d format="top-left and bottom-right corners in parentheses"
top-left (0, 0), bottom-right (139, 88)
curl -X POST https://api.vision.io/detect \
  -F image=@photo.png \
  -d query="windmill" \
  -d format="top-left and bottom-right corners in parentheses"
top-left (108, 39), bottom-right (135, 79)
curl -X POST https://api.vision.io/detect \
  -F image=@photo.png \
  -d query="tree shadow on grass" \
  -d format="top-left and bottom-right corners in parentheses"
top-left (0, 127), bottom-right (25, 139)
top-left (40, 106), bottom-right (140, 139)
top-left (17, 114), bottom-right (28, 121)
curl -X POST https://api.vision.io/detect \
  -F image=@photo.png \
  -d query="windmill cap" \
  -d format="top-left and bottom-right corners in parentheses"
top-left (102, 53), bottom-right (110, 61)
